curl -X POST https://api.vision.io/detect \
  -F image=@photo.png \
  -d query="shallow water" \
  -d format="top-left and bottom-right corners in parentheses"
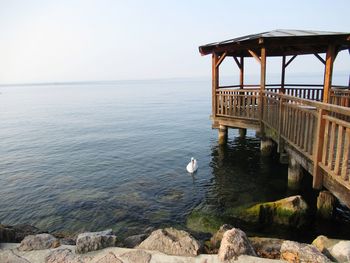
top-left (0, 78), bottom-right (349, 241)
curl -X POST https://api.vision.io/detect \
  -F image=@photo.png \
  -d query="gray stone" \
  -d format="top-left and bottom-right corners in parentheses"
top-left (18, 233), bottom-right (60, 251)
top-left (96, 252), bottom-right (123, 263)
top-left (120, 250), bottom-right (151, 263)
top-left (249, 237), bottom-right (284, 259)
top-left (312, 235), bottom-right (340, 261)
top-left (209, 224), bottom-right (233, 252)
top-left (0, 224), bottom-right (42, 243)
top-left (138, 227), bottom-right (201, 257)
top-left (218, 228), bottom-right (256, 262)
top-left (45, 248), bottom-right (91, 263)
top-left (75, 229), bottom-right (117, 254)
top-left (0, 249), bottom-right (30, 263)
top-left (123, 234), bottom-right (148, 248)
top-left (280, 240), bottom-right (331, 263)
top-left (329, 240), bottom-right (350, 263)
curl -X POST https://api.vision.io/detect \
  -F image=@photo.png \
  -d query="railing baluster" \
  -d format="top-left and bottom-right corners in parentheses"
top-left (341, 128), bottom-right (350, 180)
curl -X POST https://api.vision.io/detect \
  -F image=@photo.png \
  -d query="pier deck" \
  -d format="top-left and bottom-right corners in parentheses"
top-left (199, 30), bottom-right (350, 208)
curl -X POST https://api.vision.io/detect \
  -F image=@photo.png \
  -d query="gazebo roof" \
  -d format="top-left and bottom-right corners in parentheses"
top-left (199, 29), bottom-right (350, 57)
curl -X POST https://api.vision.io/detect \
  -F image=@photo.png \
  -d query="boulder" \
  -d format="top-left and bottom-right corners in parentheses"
top-left (45, 248), bottom-right (88, 263)
top-left (329, 240), bottom-right (350, 263)
top-left (18, 233), bottom-right (60, 251)
top-left (120, 250), bottom-right (152, 263)
top-left (96, 252), bottom-right (123, 263)
top-left (75, 229), bottom-right (117, 254)
top-left (218, 228), bottom-right (257, 262)
top-left (0, 224), bottom-right (43, 243)
top-left (239, 195), bottom-right (308, 228)
top-left (280, 240), bottom-right (331, 263)
top-left (123, 234), bottom-right (148, 248)
top-left (138, 227), bottom-right (201, 256)
top-left (0, 249), bottom-right (30, 263)
top-left (312, 235), bottom-right (340, 260)
top-left (208, 224), bottom-right (233, 252)
top-left (249, 237), bottom-right (284, 259)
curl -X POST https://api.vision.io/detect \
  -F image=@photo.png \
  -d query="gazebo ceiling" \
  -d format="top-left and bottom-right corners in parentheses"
top-left (199, 29), bottom-right (350, 57)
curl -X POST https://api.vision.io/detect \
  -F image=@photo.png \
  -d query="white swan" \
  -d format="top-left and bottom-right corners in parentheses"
top-left (186, 157), bottom-right (198, 173)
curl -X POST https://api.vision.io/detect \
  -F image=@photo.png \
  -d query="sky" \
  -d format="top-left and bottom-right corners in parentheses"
top-left (0, 0), bottom-right (349, 84)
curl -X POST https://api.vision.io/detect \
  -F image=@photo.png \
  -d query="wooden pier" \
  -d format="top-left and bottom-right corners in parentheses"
top-left (199, 30), bottom-right (350, 208)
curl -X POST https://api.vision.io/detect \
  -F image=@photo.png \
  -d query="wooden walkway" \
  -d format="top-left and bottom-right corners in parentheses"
top-left (213, 87), bottom-right (350, 207)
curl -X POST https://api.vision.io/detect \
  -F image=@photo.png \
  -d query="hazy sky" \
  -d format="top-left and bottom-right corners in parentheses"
top-left (0, 0), bottom-right (349, 84)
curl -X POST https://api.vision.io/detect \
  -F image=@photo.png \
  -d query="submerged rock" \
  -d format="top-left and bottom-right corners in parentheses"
top-left (186, 210), bottom-right (224, 234)
top-left (0, 224), bottom-right (43, 243)
top-left (280, 240), bottom-right (331, 263)
top-left (238, 195), bottom-right (309, 228)
top-left (75, 229), bottom-right (117, 254)
top-left (18, 233), bottom-right (60, 251)
top-left (249, 237), bottom-right (284, 259)
top-left (138, 227), bottom-right (201, 256)
top-left (218, 228), bottom-right (257, 261)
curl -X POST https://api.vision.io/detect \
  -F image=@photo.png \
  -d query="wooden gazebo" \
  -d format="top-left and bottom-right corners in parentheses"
top-left (199, 30), bottom-right (350, 207)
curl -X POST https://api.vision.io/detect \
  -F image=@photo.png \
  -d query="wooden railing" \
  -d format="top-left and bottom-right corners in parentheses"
top-left (261, 91), bottom-right (350, 186)
top-left (330, 88), bottom-right (350, 107)
top-left (216, 89), bottom-right (260, 120)
top-left (215, 87), bottom-right (350, 186)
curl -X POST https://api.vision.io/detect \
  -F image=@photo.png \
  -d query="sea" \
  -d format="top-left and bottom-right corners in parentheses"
top-left (0, 75), bottom-right (349, 242)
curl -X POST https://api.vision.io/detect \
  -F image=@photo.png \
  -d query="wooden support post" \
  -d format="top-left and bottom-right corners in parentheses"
top-left (218, 125), bottom-right (228, 145)
top-left (212, 53), bottom-right (219, 117)
top-left (281, 55), bottom-right (286, 94)
top-left (323, 45), bottom-right (336, 103)
top-left (313, 108), bottom-right (326, 189)
top-left (288, 157), bottom-right (303, 190)
top-left (260, 47), bottom-right (266, 132)
top-left (240, 57), bottom-right (244, 89)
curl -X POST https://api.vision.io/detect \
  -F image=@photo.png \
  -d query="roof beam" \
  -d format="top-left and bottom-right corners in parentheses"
top-left (233, 56), bottom-right (242, 69)
top-left (314, 53), bottom-right (325, 65)
top-left (215, 52), bottom-right (227, 68)
top-left (285, 55), bottom-right (297, 68)
top-left (248, 49), bottom-right (261, 64)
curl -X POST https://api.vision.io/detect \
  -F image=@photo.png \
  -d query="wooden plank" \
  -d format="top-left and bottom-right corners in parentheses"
top-left (341, 128), bottom-right (350, 180)
top-left (248, 49), bottom-right (261, 64)
top-left (322, 119), bottom-right (330, 165)
top-left (327, 122), bottom-right (337, 171)
top-left (285, 55), bottom-right (297, 68)
top-left (240, 56), bottom-right (244, 89)
top-left (334, 126), bottom-right (344, 175)
top-left (314, 53), bottom-right (326, 65)
top-left (216, 52), bottom-right (227, 68)
top-left (313, 109), bottom-right (326, 189)
top-left (212, 53), bottom-right (219, 117)
top-left (323, 45), bottom-right (336, 103)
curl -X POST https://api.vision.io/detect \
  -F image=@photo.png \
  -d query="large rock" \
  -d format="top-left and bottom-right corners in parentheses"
top-left (0, 249), bottom-right (30, 263)
top-left (239, 195), bottom-right (309, 228)
top-left (120, 250), bottom-right (152, 263)
top-left (137, 227), bottom-right (201, 256)
top-left (218, 228), bottom-right (257, 262)
top-left (208, 224), bottom-right (232, 253)
top-left (329, 240), bottom-right (350, 263)
top-left (45, 248), bottom-right (91, 263)
top-left (75, 229), bottom-right (117, 254)
top-left (0, 224), bottom-right (43, 243)
top-left (123, 234), bottom-right (148, 248)
top-left (249, 237), bottom-right (284, 259)
top-left (18, 233), bottom-right (60, 251)
top-left (280, 240), bottom-right (331, 263)
top-left (312, 235), bottom-right (340, 261)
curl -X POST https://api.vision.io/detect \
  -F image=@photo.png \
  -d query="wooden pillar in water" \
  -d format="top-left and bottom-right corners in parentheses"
top-left (288, 157), bottom-right (303, 190)
top-left (218, 125), bottom-right (228, 145)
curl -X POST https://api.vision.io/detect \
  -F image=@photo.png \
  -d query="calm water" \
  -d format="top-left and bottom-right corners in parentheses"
top-left (0, 78), bottom-right (349, 241)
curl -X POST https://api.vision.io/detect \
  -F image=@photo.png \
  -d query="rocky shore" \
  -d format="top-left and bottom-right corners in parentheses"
top-left (1, 195), bottom-right (350, 262)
